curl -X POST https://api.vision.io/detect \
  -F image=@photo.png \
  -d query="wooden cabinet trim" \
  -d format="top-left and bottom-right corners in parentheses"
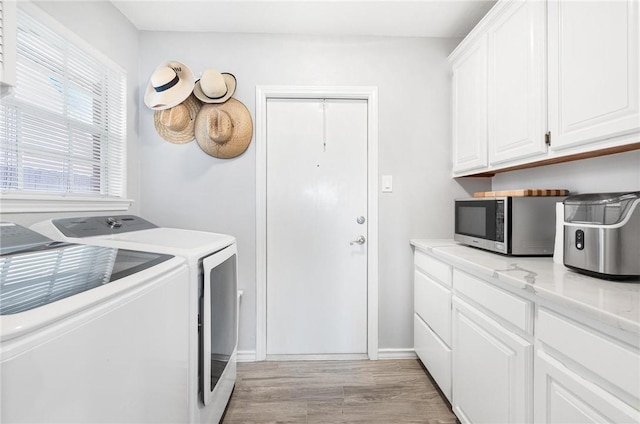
top-left (457, 142), bottom-right (640, 178)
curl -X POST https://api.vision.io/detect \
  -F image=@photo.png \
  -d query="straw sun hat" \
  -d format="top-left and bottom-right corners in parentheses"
top-left (153, 95), bottom-right (202, 144)
top-left (193, 69), bottom-right (237, 104)
top-left (144, 61), bottom-right (195, 110)
top-left (194, 98), bottom-right (253, 159)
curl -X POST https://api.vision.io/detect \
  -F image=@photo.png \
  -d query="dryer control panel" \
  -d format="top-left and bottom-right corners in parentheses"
top-left (53, 215), bottom-right (158, 237)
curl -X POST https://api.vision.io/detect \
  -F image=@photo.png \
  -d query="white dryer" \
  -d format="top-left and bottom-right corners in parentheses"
top-left (1, 222), bottom-right (190, 423)
top-left (31, 215), bottom-right (238, 424)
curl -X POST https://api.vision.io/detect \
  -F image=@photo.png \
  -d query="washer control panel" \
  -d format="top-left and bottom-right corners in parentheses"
top-left (53, 215), bottom-right (158, 237)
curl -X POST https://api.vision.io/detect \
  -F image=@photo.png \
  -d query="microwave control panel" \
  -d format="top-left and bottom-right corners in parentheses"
top-left (495, 200), bottom-right (505, 243)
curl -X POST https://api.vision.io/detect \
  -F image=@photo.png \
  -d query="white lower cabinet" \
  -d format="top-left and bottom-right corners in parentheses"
top-left (534, 307), bottom-right (640, 424)
top-left (452, 296), bottom-right (533, 424)
top-left (412, 246), bottom-right (639, 424)
top-left (535, 350), bottom-right (639, 424)
top-left (413, 249), bottom-right (452, 401)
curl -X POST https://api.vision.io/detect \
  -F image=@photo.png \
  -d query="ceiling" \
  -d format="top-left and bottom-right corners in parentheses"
top-left (111, 0), bottom-right (496, 38)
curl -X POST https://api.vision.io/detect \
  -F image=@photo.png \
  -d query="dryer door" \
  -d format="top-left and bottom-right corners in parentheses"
top-left (201, 243), bottom-right (238, 406)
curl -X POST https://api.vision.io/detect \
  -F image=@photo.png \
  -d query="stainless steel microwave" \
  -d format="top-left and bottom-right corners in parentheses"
top-left (454, 197), bottom-right (563, 256)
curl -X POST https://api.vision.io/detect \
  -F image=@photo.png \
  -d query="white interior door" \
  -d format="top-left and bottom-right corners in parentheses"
top-left (266, 98), bottom-right (368, 356)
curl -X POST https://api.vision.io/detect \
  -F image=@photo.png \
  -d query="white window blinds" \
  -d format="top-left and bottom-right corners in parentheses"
top-left (0, 5), bottom-right (126, 198)
top-left (0, 1), bottom-right (5, 73)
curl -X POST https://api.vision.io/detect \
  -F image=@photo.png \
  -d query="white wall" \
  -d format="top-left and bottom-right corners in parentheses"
top-left (492, 151), bottom-right (640, 193)
top-left (137, 32), bottom-right (487, 355)
top-left (0, 1), bottom-right (140, 227)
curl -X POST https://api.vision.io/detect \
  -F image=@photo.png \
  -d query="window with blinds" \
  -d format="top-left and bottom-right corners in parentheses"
top-left (0, 4), bottom-right (126, 198)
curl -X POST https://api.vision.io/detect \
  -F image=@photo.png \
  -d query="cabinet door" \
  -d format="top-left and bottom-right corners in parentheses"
top-left (452, 35), bottom-right (488, 173)
top-left (488, 0), bottom-right (547, 165)
top-left (534, 349), bottom-right (640, 424)
top-left (452, 297), bottom-right (533, 424)
top-left (548, 0), bottom-right (640, 150)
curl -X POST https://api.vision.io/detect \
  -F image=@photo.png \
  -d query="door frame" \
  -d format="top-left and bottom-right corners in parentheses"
top-left (255, 85), bottom-right (379, 361)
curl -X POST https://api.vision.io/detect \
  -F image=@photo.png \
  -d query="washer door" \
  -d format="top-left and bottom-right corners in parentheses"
top-left (0, 243), bottom-right (173, 316)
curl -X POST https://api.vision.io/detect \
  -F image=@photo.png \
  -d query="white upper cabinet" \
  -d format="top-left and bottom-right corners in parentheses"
top-left (452, 35), bottom-right (488, 173)
top-left (0, 0), bottom-right (17, 91)
top-left (547, 0), bottom-right (640, 151)
top-left (449, 0), bottom-right (640, 177)
top-left (487, 0), bottom-right (547, 165)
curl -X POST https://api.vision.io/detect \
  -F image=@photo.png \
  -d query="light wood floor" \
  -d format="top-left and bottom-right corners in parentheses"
top-left (221, 359), bottom-right (458, 424)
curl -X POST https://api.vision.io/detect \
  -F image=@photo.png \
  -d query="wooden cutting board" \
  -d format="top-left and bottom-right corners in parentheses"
top-left (473, 189), bottom-right (569, 198)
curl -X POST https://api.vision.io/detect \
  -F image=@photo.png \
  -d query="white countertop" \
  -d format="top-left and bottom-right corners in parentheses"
top-left (411, 239), bottom-right (640, 335)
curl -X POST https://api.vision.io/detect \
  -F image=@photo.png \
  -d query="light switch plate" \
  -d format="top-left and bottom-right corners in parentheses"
top-left (382, 175), bottom-right (392, 193)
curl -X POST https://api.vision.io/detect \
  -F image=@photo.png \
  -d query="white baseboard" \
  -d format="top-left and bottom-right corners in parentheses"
top-left (266, 353), bottom-right (369, 361)
top-left (237, 350), bottom-right (257, 362)
top-left (237, 349), bottom-right (416, 362)
top-left (377, 348), bottom-right (417, 360)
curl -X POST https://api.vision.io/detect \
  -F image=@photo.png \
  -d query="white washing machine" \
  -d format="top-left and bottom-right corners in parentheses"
top-left (1, 222), bottom-right (190, 423)
top-left (31, 215), bottom-right (238, 424)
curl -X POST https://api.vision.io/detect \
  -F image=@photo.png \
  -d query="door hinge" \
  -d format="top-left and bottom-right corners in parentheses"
top-left (545, 131), bottom-right (551, 146)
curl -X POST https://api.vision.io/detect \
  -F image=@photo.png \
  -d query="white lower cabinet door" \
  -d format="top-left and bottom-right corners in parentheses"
top-left (452, 297), bottom-right (533, 424)
top-left (534, 349), bottom-right (640, 424)
top-left (414, 314), bottom-right (452, 402)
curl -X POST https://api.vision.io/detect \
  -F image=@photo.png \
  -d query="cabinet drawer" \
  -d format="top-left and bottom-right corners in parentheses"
top-left (537, 308), bottom-right (640, 400)
top-left (414, 313), bottom-right (452, 402)
top-left (414, 269), bottom-right (451, 346)
top-left (453, 269), bottom-right (532, 333)
top-left (414, 249), bottom-right (451, 287)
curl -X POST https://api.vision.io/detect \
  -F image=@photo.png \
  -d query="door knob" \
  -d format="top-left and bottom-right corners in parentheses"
top-left (350, 235), bottom-right (366, 245)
